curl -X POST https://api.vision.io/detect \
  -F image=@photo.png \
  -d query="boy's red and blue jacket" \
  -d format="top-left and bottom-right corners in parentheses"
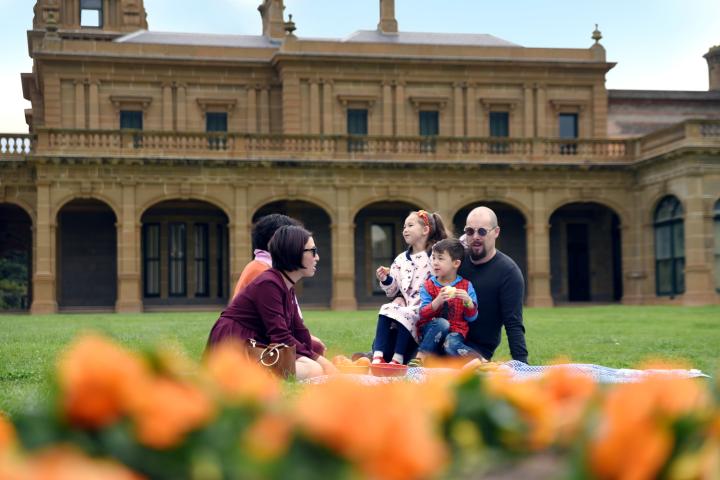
top-left (418, 275), bottom-right (478, 337)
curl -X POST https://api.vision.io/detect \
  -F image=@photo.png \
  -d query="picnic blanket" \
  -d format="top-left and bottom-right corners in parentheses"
top-left (303, 360), bottom-right (710, 386)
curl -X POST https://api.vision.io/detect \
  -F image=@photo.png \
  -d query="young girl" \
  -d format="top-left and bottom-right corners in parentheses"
top-left (372, 210), bottom-right (450, 365)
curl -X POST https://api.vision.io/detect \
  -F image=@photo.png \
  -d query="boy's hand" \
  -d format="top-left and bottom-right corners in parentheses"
top-left (455, 289), bottom-right (473, 306)
top-left (376, 266), bottom-right (390, 282)
top-left (431, 289), bottom-right (452, 310)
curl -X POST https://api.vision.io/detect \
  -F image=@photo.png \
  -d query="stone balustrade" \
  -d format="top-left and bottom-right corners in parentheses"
top-left (0, 134), bottom-right (33, 158)
top-left (2, 119), bottom-right (718, 165)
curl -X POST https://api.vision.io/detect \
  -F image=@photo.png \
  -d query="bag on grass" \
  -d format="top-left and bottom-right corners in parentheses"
top-left (245, 339), bottom-right (296, 378)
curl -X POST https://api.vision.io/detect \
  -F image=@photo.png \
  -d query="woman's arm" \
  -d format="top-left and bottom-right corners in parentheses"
top-left (255, 282), bottom-right (317, 359)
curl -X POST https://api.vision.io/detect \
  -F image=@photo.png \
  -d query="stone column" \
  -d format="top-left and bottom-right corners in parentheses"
top-left (682, 173), bottom-right (715, 305)
top-left (526, 187), bottom-right (553, 307)
top-left (621, 192), bottom-right (645, 304)
top-left (230, 185), bottom-right (251, 288)
top-left (322, 80), bottom-right (334, 135)
top-left (592, 82), bottom-right (608, 137)
top-left (116, 182), bottom-right (142, 312)
top-left (535, 84), bottom-right (546, 138)
top-left (282, 75), bottom-right (301, 134)
top-left (395, 82), bottom-right (405, 136)
top-left (246, 86), bottom-right (257, 134)
top-left (309, 80), bottom-right (320, 134)
top-left (31, 181), bottom-right (58, 314)
top-left (453, 83), bottom-right (464, 137)
top-left (162, 83), bottom-right (173, 131)
top-left (466, 84), bottom-right (478, 137)
top-left (88, 81), bottom-right (100, 129)
top-left (382, 81), bottom-right (393, 136)
top-left (259, 86), bottom-right (270, 134)
top-left (524, 84), bottom-right (534, 138)
top-left (74, 81), bottom-right (85, 129)
top-left (176, 84), bottom-right (187, 131)
top-left (331, 188), bottom-right (358, 310)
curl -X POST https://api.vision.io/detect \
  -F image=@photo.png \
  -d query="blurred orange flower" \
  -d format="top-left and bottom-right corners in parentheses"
top-left (295, 378), bottom-right (446, 480)
top-left (541, 365), bottom-right (596, 444)
top-left (241, 413), bottom-right (293, 461)
top-left (203, 340), bottom-right (281, 404)
top-left (0, 413), bottom-right (16, 453)
top-left (128, 378), bottom-right (215, 450)
top-left (485, 374), bottom-right (556, 451)
top-left (0, 447), bottom-right (144, 480)
top-left (589, 373), bottom-right (708, 480)
top-left (58, 334), bottom-right (151, 429)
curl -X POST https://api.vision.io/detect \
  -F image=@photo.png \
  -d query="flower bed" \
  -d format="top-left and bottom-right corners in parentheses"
top-left (1, 334), bottom-right (718, 479)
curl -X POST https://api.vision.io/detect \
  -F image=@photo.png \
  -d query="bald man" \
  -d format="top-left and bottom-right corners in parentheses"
top-left (458, 206), bottom-right (528, 363)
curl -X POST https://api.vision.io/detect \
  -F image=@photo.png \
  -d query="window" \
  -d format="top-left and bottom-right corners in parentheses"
top-left (654, 196), bottom-right (685, 296)
top-left (143, 224), bottom-right (160, 297)
top-left (120, 111), bottom-right (143, 130)
top-left (347, 109), bottom-right (368, 152)
top-left (169, 223), bottom-right (186, 296)
top-left (419, 110), bottom-right (439, 153)
top-left (194, 224), bottom-right (209, 297)
top-left (80, 0), bottom-right (102, 28)
top-left (714, 200), bottom-right (720, 291)
top-left (206, 112), bottom-right (228, 150)
top-left (489, 111), bottom-right (509, 153)
top-left (559, 113), bottom-right (578, 154)
top-left (370, 224), bottom-right (395, 294)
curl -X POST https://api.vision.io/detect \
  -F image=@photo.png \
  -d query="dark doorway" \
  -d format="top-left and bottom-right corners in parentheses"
top-left (566, 223), bottom-right (590, 301)
top-left (57, 199), bottom-right (117, 309)
top-left (0, 204), bottom-right (32, 311)
top-left (254, 200), bottom-right (332, 308)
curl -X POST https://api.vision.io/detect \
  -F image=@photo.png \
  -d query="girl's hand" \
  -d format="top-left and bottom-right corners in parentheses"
top-left (391, 296), bottom-right (406, 307)
top-left (376, 266), bottom-right (390, 282)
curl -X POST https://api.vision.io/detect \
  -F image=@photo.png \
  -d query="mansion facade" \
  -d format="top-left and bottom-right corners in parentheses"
top-left (1, 0), bottom-right (719, 313)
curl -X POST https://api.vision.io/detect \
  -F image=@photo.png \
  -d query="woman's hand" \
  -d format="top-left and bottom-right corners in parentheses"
top-left (316, 355), bottom-right (338, 375)
top-left (376, 266), bottom-right (390, 282)
top-left (311, 335), bottom-right (326, 354)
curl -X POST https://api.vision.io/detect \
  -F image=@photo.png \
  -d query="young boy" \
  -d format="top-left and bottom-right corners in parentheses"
top-left (411, 238), bottom-right (481, 365)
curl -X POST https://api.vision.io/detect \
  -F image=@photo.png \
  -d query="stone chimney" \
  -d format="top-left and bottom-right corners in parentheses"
top-left (258, 0), bottom-right (285, 40)
top-left (377, 0), bottom-right (398, 34)
top-left (704, 45), bottom-right (720, 91)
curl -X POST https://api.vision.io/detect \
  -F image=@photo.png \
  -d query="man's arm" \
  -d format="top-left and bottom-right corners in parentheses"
top-left (500, 266), bottom-right (528, 363)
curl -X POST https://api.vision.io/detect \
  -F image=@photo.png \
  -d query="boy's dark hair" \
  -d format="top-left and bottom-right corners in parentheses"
top-left (268, 225), bottom-right (313, 272)
top-left (432, 238), bottom-right (465, 262)
top-left (252, 214), bottom-right (301, 251)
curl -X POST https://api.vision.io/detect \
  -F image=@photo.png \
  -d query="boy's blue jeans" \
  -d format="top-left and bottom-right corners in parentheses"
top-left (418, 318), bottom-right (480, 357)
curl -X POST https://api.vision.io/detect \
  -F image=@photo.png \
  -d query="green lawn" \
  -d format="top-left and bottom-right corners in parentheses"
top-left (1, 305), bottom-right (718, 416)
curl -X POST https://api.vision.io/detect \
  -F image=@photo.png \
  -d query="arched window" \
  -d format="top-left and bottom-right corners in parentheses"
top-left (654, 196), bottom-right (685, 296)
top-left (714, 200), bottom-right (720, 292)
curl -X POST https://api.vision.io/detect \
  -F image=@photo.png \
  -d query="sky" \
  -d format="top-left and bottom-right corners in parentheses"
top-left (1, 0), bottom-right (718, 133)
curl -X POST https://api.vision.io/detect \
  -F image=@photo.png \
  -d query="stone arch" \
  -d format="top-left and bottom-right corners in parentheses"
top-left (646, 191), bottom-right (685, 225)
top-left (52, 193), bottom-right (120, 225)
top-left (252, 199), bottom-right (333, 308)
top-left (250, 194), bottom-right (337, 226)
top-left (350, 195), bottom-right (433, 222)
top-left (138, 194), bottom-right (232, 225)
top-left (449, 197), bottom-right (531, 227)
top-left (140, 199), bottom-right (230, 307)
top-left (549, 201), bottom-right (623, 303)
top-left (0, 203), bottom-right (34, 311)
top-left (353, 199), bottom-right (425, 306)
top-left (546, 196), bottom-right (630, 230)
top-left (56, 198), bottom-right (118, 309)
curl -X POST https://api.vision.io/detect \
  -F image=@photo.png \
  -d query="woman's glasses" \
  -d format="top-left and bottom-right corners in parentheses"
top-left (463, 226), bottom-right (496, 237)
top-left (303, 247), bottom-right (319, 257)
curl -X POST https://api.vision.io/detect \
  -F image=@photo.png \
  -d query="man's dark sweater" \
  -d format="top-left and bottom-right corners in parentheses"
top-left (458, 250), bottom-right (528, 363)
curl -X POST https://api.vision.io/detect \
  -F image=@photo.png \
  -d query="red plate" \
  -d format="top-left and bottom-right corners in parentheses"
top-left (370, 363), bottom-right (408, 377)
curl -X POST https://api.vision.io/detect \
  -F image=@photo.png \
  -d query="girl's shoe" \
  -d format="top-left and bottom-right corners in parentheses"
top-left (372, 357), bottom-right (386, 365)
top-left (389, 360), bottom-right (402, 365)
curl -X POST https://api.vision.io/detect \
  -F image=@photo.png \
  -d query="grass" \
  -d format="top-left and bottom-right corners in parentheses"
top-left (1, 305), bottom-right (718, 416)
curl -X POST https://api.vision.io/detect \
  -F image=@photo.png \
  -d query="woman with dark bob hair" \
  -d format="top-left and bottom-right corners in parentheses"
top-left (206, 225), bottom-right (336, 379)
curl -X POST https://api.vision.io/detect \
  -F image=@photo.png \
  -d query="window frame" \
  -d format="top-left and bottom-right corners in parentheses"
top-left (80, 0), bottom-right (103, 28)
top-left (168, 222), bottom-right (187, 297)
top-left (194, 223), bottom-right (209, 297)
top-left (142, 223), bottom-right (161, 297)
top-left (654, 196), bottom-right (685, 297)
top-left (714, 200), bottom-right (720, 292)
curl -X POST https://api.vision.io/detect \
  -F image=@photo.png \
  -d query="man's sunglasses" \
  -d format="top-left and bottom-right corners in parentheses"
top-left (463, 226), bottom-right (496, 237)
top-left (303, 247), bottom-right (319, 257)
